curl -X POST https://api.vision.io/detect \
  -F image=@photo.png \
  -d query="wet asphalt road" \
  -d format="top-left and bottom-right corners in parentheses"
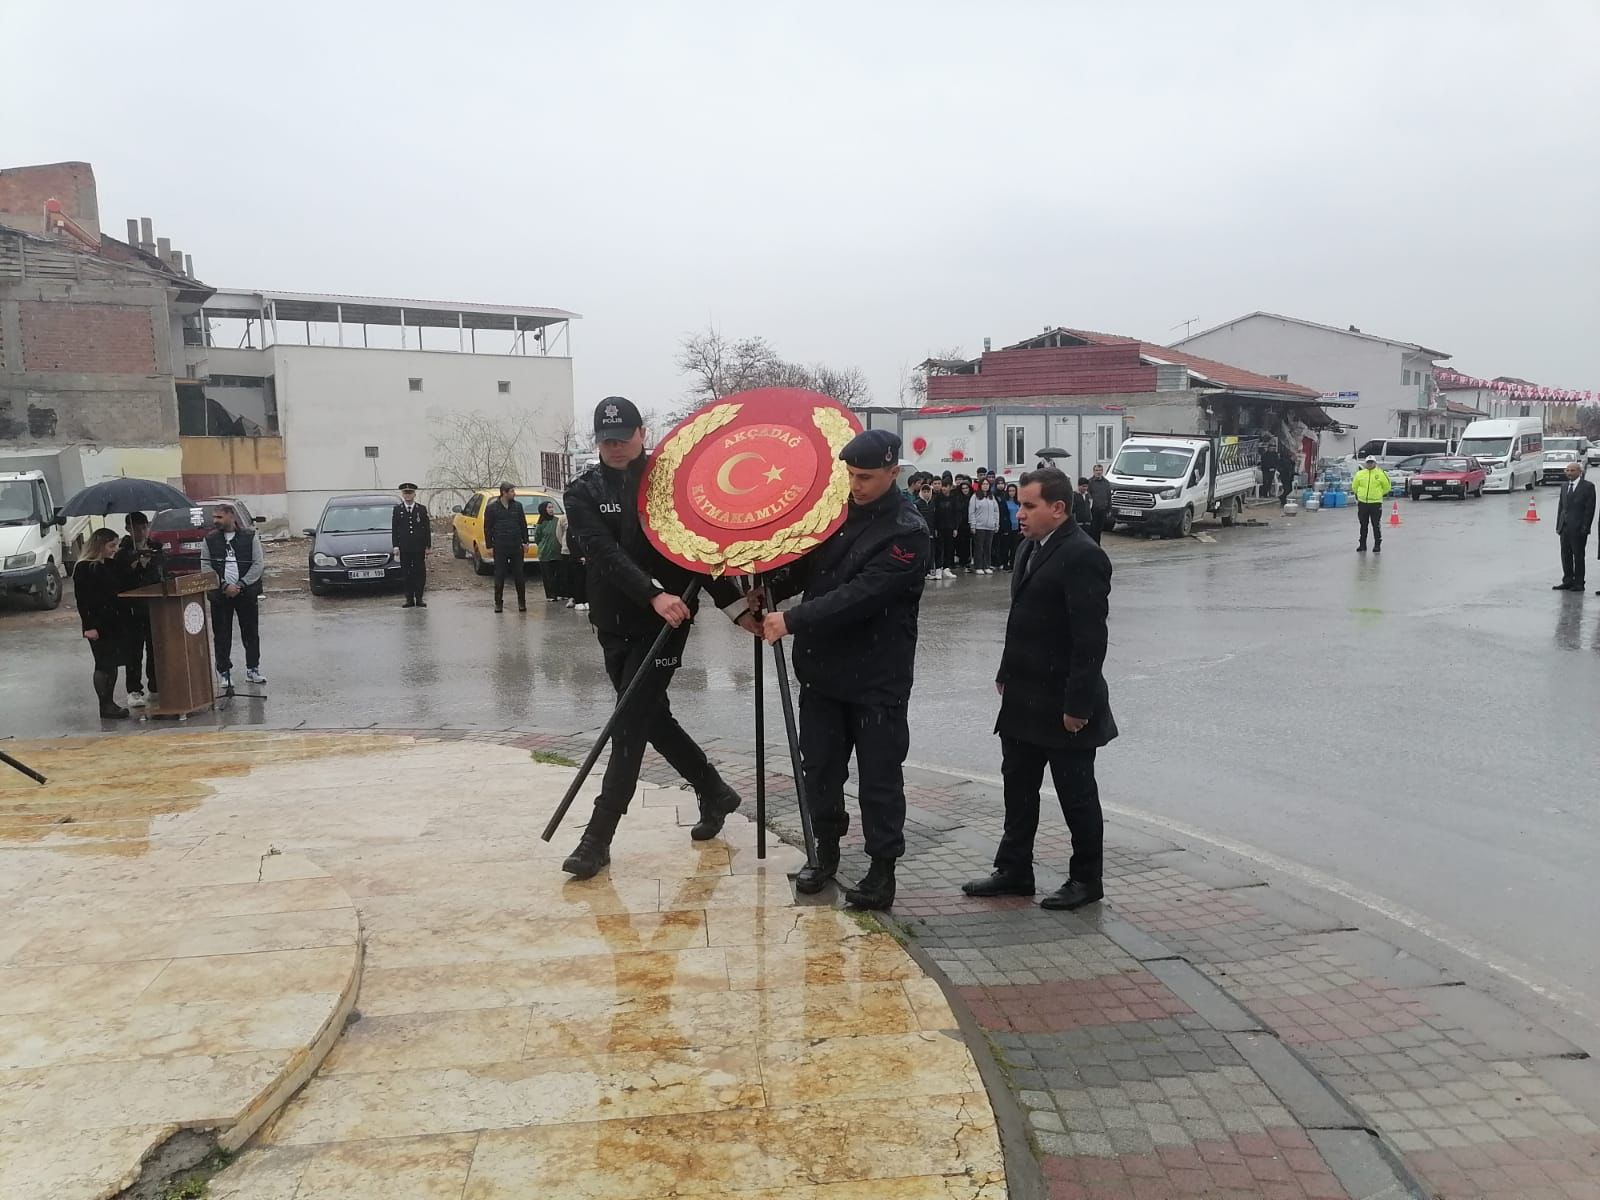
top-left (4, 483), bottom-right (1598, 1027)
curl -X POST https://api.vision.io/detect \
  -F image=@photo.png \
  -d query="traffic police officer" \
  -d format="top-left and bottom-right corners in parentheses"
top-left (758, 428), bottom-right (930, 909)
top-left (561, 396), bottom-right (760, 879)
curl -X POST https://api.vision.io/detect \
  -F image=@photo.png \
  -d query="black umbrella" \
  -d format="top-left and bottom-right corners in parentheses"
top-left (1036, 447), bottom-right (1072, 459)
top-left (59, 477), bottom-right (192, 517)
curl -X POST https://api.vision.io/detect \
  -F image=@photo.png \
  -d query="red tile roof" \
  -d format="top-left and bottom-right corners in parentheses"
top-left (1056, 329), bottom-right (1320, 398)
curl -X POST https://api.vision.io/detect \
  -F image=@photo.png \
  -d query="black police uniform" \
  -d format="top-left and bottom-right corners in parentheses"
top-left (391, 490), bottom-right (431, 605)
top-left (560, 396), bottom-right (744, 877)
top-left (762, 428), bottom-right (930, 908)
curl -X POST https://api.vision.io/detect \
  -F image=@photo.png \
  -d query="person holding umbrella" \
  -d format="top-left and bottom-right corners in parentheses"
top-left (114, 511), bottom-right (162, 707)
top-left (73, 528), bottom-right (130, 719)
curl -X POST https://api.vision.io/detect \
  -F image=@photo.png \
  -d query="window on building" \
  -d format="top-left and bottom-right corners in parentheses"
top-left (1003, 425), bottom-right (1025, 466)
top-left (1269, 373), bottom-right (1288, 382)
top-left (364, 446), bottom-right (379, 459)
top-left (408, 378), bottom-right (423, 391)
top-left (1098, 425), bottom-right (1117, 461)
top-left (497, 380), bottom-right (511, 394)
top-left (1402, 369), bottom-right (1412, 385)
top-left (541, 451), bottom-right (573, 490)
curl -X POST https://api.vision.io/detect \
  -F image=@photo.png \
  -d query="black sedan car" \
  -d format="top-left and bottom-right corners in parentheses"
top-left (306, 493), bottom-right (405, 595)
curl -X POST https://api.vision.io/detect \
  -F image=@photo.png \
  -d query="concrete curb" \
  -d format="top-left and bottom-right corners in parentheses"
top-left (218, 912), bottom-right (363, 1153)
top-left (891, 927), bottom-right (1048, 1200)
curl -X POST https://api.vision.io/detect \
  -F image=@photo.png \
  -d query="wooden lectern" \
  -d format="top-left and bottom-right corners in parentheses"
top-left (120, 570), bottom-right (218, 718)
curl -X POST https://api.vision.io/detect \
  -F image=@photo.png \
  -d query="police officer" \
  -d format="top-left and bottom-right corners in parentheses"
top-left (391, 483), bottom-right (431, 607)
top-left (560, 396), bottom-right (760, 879)
top-left (757, 428), bottom-right (930, 910)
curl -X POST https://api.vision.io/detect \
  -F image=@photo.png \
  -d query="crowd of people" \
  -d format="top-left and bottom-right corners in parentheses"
top-left (905, 464), bottom-right (1114, 579)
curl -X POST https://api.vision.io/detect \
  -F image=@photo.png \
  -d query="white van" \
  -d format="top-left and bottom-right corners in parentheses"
top-left (1457, 417), bottom-right (1544, 492)
top-left (0, 470), bottom-right (66, 609)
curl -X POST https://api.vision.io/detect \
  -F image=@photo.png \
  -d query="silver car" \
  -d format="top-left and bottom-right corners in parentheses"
top-left (1386, 453), bottom-right (1447, 494)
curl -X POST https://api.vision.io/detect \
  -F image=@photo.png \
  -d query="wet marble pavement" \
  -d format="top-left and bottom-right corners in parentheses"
top-left (0, 733), bottom-right (1005, 1199)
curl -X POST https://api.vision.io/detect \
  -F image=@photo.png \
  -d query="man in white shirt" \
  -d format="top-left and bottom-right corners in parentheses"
top-left (204, 503), bottom-right (266, 688)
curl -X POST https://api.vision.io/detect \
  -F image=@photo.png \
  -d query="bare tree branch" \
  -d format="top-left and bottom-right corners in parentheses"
top-left (673, 325), bottom-right (873, 419)
top-left (427, 411), bottom-right (534, 507)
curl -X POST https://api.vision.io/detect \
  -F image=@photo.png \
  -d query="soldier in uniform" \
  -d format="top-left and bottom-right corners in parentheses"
top-left (391, 483), bottom-right (432, 607)
top-left (560, 396), bottom-right (761, 879)
top-left (757, 428), bottom-right (930, 910)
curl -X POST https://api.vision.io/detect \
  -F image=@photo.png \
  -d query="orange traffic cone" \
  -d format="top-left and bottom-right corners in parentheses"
top-left (1523, 497), bottom-right (1540, 523)
top-left (1388, 502), bottom-right (1401, 527)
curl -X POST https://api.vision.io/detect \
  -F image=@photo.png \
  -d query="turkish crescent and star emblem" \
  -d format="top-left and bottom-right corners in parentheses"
top-left (639, 387), bottom-right (863, 576)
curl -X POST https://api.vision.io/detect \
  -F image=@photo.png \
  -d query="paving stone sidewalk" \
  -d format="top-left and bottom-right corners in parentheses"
top-left (489, 724), bottom-right (1600, 1200)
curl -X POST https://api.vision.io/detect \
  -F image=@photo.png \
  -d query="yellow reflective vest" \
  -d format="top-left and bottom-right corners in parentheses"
top-left (1352, 467), bottom-right (1392, 504)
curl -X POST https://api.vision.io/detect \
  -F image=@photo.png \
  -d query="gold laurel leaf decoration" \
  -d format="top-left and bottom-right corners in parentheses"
top-left (647, 402), bottom-right (858, 576)
top-left (717, 406), bottom-right (856, 573)
top-left (645, 403), bottom-right (743, 571)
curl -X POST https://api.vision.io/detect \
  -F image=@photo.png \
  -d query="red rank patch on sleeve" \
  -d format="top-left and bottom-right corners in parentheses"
top-left (889, 544), bottom-right (916, 563)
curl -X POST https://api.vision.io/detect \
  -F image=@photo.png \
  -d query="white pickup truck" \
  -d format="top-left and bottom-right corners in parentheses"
top-left (1104, 433), bottom-right (1261, 538)
top-left (0, 470), bottom-right (66, 609)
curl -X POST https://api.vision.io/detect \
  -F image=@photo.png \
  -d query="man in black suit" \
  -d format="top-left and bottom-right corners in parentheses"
top-left (963, 466), bottom-right (1117, 911)
top-left (1553, 461), bottom-right (1596, 593)
top-left (391, 483), bottom-right (431, 607)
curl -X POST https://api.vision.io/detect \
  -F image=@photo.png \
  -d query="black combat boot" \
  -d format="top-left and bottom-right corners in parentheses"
top-left (562, 807), bottom-right (621, 880)
top-left (94, 671), bottom-right (129, 720)
top-left (689, 774), bottom-right (742, 841)
top-left (793, 839), bottom-right (840, 895)
top-left (844, 857), bottom-right (896, 910)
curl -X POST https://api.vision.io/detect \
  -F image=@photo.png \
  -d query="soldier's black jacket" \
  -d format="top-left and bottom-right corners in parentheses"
top-left (564, 455), bottom-right (740, 637)
top-left (763, 487), bottom-right (930, 707)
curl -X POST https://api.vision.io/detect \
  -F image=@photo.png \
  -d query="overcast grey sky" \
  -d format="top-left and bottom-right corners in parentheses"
top-left (6, 1), bottom-right (1597, 416)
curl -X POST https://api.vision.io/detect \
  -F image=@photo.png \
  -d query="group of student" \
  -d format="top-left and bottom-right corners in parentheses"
top-left (906, 464), bottom-right (1113, 579)
top-left (907, 470), bottom-right (1017, 577)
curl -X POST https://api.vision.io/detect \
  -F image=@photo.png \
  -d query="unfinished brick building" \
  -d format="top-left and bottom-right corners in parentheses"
top-left (0, 161), bottom-right (211, 501)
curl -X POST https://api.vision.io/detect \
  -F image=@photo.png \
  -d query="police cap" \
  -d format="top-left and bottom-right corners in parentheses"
top-left (594, 395), bottom-right (644, 438)
top-left (839, 427), bottom-right (901, 469)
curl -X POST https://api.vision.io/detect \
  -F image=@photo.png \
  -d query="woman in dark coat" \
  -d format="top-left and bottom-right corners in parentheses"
top-left (73, 528), bottom-right (130, 719)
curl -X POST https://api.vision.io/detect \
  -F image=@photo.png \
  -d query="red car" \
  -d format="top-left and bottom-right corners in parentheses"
top-left (1407, 457), bottom-right (1486, 501)
top-left (148, 498), bottom-right (258, 574)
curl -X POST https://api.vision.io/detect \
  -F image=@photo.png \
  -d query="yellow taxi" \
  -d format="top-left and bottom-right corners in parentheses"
top-left (449, 487), bottom-right (564, 575)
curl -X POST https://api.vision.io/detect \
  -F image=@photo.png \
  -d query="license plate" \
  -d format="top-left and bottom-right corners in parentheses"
top-left (1425, 486), bottom-right (1443, 491)
top-left (181, 541), bottom-right (204, 552)
top-left (1116, 508), bottom-right (1141, 517)
top-left (348, 568), bottom-right (385, 580)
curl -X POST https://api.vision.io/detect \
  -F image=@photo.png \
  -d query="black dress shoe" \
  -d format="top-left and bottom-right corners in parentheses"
top-left (1554, 583), bottom-right (1575, 591)
top-left (401, 598), bottom-right (416, 607)
top-left (1040, 880), bottom-right (1104, 911)
top-left (844, 857), bottom-right (896, 910)
top-left (1356, 545), bottom-right (1366, 553)
top-left (416, 598), bottom-right (427, 607)
top-left (793, 840), bottom-right (840, 895)
top-left (494, 604), bottom-right (503, 613)
top-left (1372, 544), bottom-right (1382, 554)
top-left (961, 871), bottom-right (1036, 898)
top-left (690, 776), bottom-right (742, 841)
